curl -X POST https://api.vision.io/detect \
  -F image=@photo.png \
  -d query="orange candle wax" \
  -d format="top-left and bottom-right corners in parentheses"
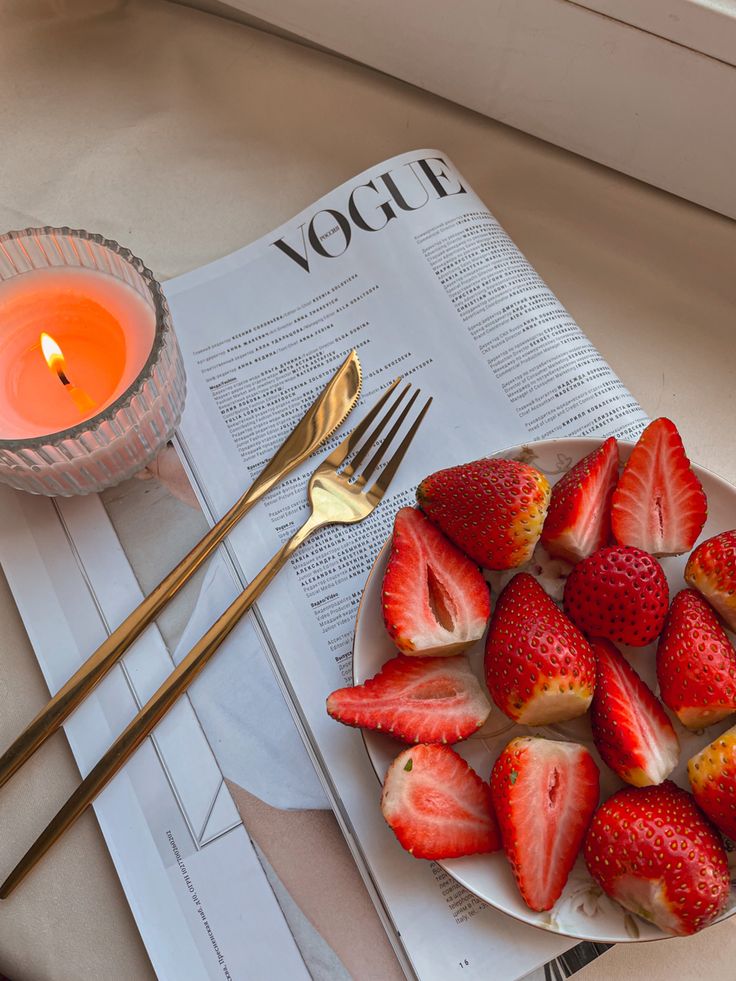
top-left (0, 266), bottom-right (155, 438)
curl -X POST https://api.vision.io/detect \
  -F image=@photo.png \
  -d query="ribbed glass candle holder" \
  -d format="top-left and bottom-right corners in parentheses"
top-left (0, 228), bottom-right (186, 496)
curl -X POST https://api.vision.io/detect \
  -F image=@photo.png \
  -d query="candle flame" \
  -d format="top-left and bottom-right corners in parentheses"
top-left (39, 331), bottom-right (96, 414)
top-left (40, 332), bottom-right (65, 372)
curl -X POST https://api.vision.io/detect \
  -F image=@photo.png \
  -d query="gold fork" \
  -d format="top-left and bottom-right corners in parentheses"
top-left (0, 378), bottom-right (431, 897)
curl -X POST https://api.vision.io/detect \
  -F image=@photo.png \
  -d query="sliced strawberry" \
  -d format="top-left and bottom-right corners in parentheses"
top-left (688, 723), bottom-right (736, 841)
top-left (611, 417), bottom-right (707, 556)
top-left (584, 782), bottom-right (730, 935)
top-left (326, 654), bottom-right (491, 744)
top-left (541, 437), bottom-right (619, 564)
top-left (381, 507), bottom-right (490, 656)
top-left (417, 458), bottom-right (551, 570)
top-left (381, 744), bottom-right (501, 859)
top-left (491, 737), bottom-right (599, 912)
top-left (485, 573), bottom-right (596, 725)
top-left (685, 530), bottom-right (736, 632)
top-left (656, 589), bottom-right (736, 729)
top-left (563, 545), bottom-right (669, 647)
top-left (590, 637), bottom-right (679, 786)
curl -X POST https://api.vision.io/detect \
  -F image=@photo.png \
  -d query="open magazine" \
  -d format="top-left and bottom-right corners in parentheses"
top-left (165, 148), bottom-right (648, 979)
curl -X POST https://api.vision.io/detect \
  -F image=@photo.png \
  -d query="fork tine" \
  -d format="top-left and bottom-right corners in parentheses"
top-left (357, 388), bottom-right (421, 484)
top-left (324, 377), bottom-right (401, 468)
top-left (341, 382), bottom-right (410, 479)
top-left (368, 397), bottom-right (432, 499)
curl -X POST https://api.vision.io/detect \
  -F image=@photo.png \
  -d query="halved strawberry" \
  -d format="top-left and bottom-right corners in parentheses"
top-left (485, 573), bottom-right (596, 725)
top-left (584, 782), bottom-right (730, 935)
top-left (417, 458), bottom-right (550, 570)
top-left (491, 737), bottom-right (599, 912)
top-left (611, 417), bottom-right (707, 556)
top-left (381, 507), bottom-right (490, 656)
top-left (563, 545), bottom-right (669, 647)
top-left (688, 724), bottom-right (736, 841)
top-left (590, 637), bottom-right (679, 786)
top-left (656, 589), bottom-right (736, 729)
top-left (541, 437), bottom-right (619, 563)
top-left (326, 654), bottom-right (491, 744)
top-left (381, 744), bottom-right (501, 859)
top-left (685, 530), bottom-right (736, 632)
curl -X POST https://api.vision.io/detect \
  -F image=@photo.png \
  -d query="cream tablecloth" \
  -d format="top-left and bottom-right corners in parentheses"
top-left (1, 1), bottom-right (735, 978)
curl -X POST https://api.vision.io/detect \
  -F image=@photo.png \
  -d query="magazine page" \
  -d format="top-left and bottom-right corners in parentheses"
top-left (0, 487), bottom-right (310, 981)
top-left (166, 148), bottom-right (646, 980)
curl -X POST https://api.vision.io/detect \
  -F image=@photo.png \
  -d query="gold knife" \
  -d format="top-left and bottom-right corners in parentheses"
top-left (0, 349), bottom-right (361, 790)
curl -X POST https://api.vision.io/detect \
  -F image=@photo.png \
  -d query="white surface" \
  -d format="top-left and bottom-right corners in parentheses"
top-left (569, 0), bottom-right (736, 65)
top-left (196, 0), bottom-right (736, 218)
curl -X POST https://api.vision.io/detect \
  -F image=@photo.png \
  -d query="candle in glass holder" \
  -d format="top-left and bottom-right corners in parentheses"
top-left (0, 228), bottom-right (186, 496)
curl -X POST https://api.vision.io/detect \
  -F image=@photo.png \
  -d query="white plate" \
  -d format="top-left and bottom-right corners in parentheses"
top-left (353, 437), bottom-right (736, 943)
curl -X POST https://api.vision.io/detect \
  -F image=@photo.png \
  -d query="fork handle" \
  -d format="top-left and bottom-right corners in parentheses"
top-left (0, 479), bottom-right (281, 792)
top-left (0, 511), bottom-right (325, 899)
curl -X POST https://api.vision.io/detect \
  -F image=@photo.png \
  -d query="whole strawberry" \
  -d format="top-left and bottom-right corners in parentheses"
top-left (417, 458), bottom-right (550, 570)
top-left (685, 530), bottom-right (736, 632)
top-left (491, 737), bottom-right (599, 911)
top-left (584, 782), bottom-right (730, 935)
top-left (381, 744), bottom-right (501, 859)
top-left (381, 507), bottom-right (491, 656)
top-left (689, 724), bottom-right (736, 841)
top-left (563, 545), bottom-right (669, 647)
top-left (657, 589), bottom-right (736, 729)
top-left (541, 437), bottom-right (619, 564)
top-left (611, 417), bottom-right (707, 556)
top-left (590, 637), bottom-right (679, 786)
top-left (485, 573), bottom-right (595, 724)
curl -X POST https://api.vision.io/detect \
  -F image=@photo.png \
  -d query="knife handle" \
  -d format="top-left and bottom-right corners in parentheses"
top-left (0, 484), bottom-right (258, 791)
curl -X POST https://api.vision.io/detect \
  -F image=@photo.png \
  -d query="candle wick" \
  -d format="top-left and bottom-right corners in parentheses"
top-left (53, 359), bottom-right (95, 413)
